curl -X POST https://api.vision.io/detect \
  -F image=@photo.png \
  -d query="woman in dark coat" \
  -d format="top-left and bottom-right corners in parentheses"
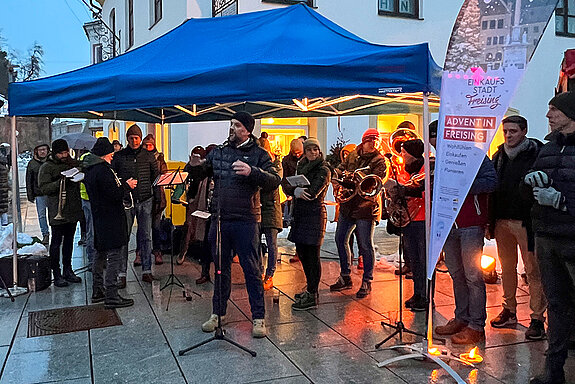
top-left (286, 138), bottom-right (331, 310)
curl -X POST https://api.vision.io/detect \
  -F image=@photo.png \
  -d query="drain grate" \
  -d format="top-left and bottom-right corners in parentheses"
top-left (28, 305), bottom-right (122, 337)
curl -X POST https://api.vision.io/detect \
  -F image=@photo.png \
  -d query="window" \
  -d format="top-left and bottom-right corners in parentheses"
top-left (499, 36), bottom-right (505, 44)
top-left (152, 0), bottom-right (162, 26)
top-left (497, 19), bottom-right (504, 28)
top-left (495, 52), bottom-right (502, 61)
top-left (486, 53), bottom-right (493, 62)
top-left (378, 0), bottom-right (419, 19)
top-left (262, 0), bottom-right (314, 6)
top-left (482, 20), bottom-right (488, 29)
top-left (487, 37), bottom-right (491, 45)
top-left (533, 25), bottom-right (540, 33)
top-left (492, 38), bottom-right (497, 45)
top-left (109, 8), bottom-right (116, 57)
top-left (556, 0), bottom-right (575, 37)
top-left (93, 44), bottom-right (103, 64)
top-left (127, 0), bottom-right (134, 49)
top-left (490, 19), bottom-right (496, 29)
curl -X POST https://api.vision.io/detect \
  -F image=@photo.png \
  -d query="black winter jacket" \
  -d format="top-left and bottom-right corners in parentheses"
top-left (189, 136), bottom-right (281, 222)
top-left (112, 145), bottom-right (159, 202)
top-left (84, 158), bottom-right (129, 251)
top-left (530, 130), bottom-right (575, 238)
top-left (281, 152), bottom-right (301, 193)
top-left (286, 158), bottom-right (331, 246)
top-left (38, 155), bottom-right (82, 226)
top-left (261, 157), bottom-right (283, 230)
top-left (337, 145), bottom-right (387, 221)
top-left (26, 156), bottom-right (46, 201)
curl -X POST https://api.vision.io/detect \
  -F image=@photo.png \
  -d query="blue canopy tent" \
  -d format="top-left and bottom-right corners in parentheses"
top-left (8, 4), bottom-right (441, 122)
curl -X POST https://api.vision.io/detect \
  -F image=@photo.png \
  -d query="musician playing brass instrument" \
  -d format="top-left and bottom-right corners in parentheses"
top-left (38, 139), bottom-right (83, 288)
top-left (330, 128), bottom-right (387, 298)
top-left (383, 138), bottom-right (428, 311)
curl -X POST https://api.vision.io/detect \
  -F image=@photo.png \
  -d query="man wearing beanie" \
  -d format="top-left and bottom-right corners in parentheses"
top-left (112, 124), bottom-right (159, 286)
top-left (38, 139), bottom-right (83, 287)
top-left (189, 111), bottom-right (280, 338)
top-left (527, 91), bottom-right (575, 384)
top-left (489, 115), bottom-right (547, 340)
top-left (84, 137), bottom-right (134, 309)
top-left (26, 143), bottom-right (51, 245)
top-left (330, 128), bottom-right (387, 298)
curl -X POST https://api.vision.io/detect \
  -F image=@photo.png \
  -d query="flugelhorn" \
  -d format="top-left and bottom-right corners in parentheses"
top-left (54, 175), bottom-right (67, 220)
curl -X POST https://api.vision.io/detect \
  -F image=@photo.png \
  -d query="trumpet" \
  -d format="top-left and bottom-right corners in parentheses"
top-left (54, 175), bottom-right (67, 220)
top-left (333, 166), bottom-right (385, 204)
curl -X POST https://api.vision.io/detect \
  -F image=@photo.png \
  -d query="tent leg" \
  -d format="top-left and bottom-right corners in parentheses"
top-left (3, 116), bottom-right (27, 298)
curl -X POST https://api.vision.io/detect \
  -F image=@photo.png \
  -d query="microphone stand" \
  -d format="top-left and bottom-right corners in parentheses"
top-left (376, 159), bottom-right (424, 348)
top-left (179, 143), bottom-right (256, 357)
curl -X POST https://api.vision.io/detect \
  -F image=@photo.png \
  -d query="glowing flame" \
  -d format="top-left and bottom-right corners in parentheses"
top-left (481, 255), bottom-right (495, 270)
top-left (469, 346), bottom-right (477, 358)
top-left (431, 369), bottom-right (439, 381)
top-left (428, 347), bottom-right (441, 356)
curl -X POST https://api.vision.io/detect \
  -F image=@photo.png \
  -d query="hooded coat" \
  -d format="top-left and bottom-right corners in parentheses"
top-left (26, 146), bottom-right (48, 201)
top-left (83, 156), bottom-right (129, 251)
top-left (38, 155), bottom-right (82, 226)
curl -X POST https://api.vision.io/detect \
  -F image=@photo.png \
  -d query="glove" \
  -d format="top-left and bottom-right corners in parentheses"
top-left (533, 186), bottom-right (562, 209)
top-left (524, 171), bottom-right (550, 188)
top-left (294, 187), bottom-right (306, 199)
top-left (383, 179), bottom-right (398, 190)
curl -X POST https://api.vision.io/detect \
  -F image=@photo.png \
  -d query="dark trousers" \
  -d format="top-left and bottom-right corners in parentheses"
top-left (49, 222), bottom-right (77, 274)
top-left (209, 220), bottom-right (264, 319)
top-left (402, 220), bottom-right (426, 298)
top-left (536, 235), bottom-right (575, 381)
top-left (296, 243), bottom-right (321, 294)
top-left (93, 247), bottom-right (122, 300)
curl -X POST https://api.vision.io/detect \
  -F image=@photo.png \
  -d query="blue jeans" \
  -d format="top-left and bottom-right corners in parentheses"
top-left (120, 197), bottom-right (153, 276)
top-left (262, 227), bottom-right (279, 277)
top-left (209, 220), bottom-right (264, 319)
top-left (444, 226), bottom-right (487, 331)
top-left (35, 195), bottom-right (50, 236)
top-left (335, 215), bottom-right (375, 282)
top-left (81, 199), bottom-right (96, 270)
top-left (402, 220), bottom-right (426, 298)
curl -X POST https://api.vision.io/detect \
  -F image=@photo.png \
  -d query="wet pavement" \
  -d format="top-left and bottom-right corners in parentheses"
top-left (1, 202), bottom-right (574, 383)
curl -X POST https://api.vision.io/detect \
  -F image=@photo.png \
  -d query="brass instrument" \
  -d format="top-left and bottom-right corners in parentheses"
top-left (54, 175), bottom-right (66, 220)
top-left (389, 128), bottom-right (420, 158)
top-left (333, 166), bottom-right (385, 204)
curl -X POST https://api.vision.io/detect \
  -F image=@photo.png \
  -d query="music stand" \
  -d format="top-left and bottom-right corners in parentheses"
top-left (0, 274), bottom-right (15, 302)
top-left (154, 168), bottom-right (188, 310)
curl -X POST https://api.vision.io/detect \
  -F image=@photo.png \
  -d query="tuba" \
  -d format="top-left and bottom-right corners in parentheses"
top-left (54, 175), bottom-right (67, 220)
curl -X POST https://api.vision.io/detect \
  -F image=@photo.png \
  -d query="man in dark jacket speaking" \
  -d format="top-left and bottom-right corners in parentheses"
top-left (190, 112), bottom-right (281, 339)
top-left (84, 138), bottom-right (134, 309)
top-left (112, 124), bottom-right (159, 286)
top-left (527, 92), bottom-right (575, 384)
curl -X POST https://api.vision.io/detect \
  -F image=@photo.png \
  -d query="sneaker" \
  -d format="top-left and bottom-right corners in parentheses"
top-left (263, 276), bottom-right (273, 291)
top-left (330, 276), bottom-right (353, 291)
top-left (63, 271), bottom-right (82, 284)
top-left (435, 318), bottom-right (467, 336)
top-left (133, 251), bottom-right (142, 267)
top-left (91, 289), bottom-right (105, 303)
top-left (289, 255), bottom-right (300, 263)
top-left (202, 314), bottom-right (225, 332)
top-left (117, 276), bottom-right (127, 289)
top-left (41, 234), bottom-right (49, 246)
top-left (53, 276), bottom-right (69, 287)
top-left (451, 326), bottom-right (485, 345)
top-left (252, 319), bottom-right (266, 338)
top-left (104, 295), bottom-right (134, 309)
top-left (142, 273), bottom-right (157, 283)
top-left (292, 291), bottom-right (318, 311)
top-left (195, 275), bottom-right (210, 285)
top-left (525, 319), bottom-right (546, 341)
top-left (490, 308), bottom-right (517, 328)
top-left (356, 281), bottom-right (371, 298)
top-left (395, 265), bottom-right (411, 276)
top-left (406, 294), bottom-right (427, 312)
top-left (357, 256), bottom-right (364, 270)
top-left (153, 250), bottom-right (163, 265)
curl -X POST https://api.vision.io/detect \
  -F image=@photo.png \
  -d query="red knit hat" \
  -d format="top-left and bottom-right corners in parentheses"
top-left (362, 128), bottom-right (379, 143)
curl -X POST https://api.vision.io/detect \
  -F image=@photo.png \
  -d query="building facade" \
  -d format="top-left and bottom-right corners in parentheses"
top-left (87, 0), bottom-right (574, 161)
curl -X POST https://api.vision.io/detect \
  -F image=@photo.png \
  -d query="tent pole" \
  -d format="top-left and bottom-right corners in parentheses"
top-left (7, 116), bottom-right (27, 297)
top-left (422, 93), bottom-right (432, 350)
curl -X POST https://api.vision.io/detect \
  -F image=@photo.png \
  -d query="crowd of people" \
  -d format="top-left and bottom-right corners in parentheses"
top-left (23, 92), bottom-right (575, 383)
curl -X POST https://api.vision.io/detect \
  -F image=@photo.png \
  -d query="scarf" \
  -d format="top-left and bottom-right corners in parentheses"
top-left (504, 137), bottom-right (529, 161)
top-left (297, 157), bottom-right (324, 176)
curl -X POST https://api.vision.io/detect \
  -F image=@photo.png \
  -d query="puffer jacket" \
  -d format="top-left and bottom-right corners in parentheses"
top-left (188, 136), bottom-right (281, 222)
top-left (530, 130), bottom-right (575, 238)
top-left (83, 157), bottom-right (129, 251)
top-left (38, 155), bottom-right (82, 226)
top-left (338, 145), bottom-right (387, 221)
top-left (261, 157), bottom-right (283, 230)
top-left (286, 157), bottom-right (331, 246)
top-left (0, 164), bottom-right (8, 214)
top-left (111, 145), bottom-right (159, 203)
top-left (26, 155), bottom-right (46, 201)
top-left (455, 156), bottom-right (497, 228)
